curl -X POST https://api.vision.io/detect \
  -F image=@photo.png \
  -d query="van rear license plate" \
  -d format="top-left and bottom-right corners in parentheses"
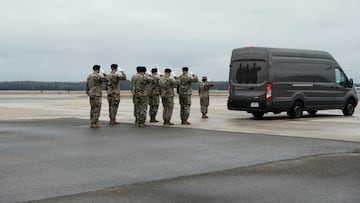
top-left (250, 102), bottom-right (259, 108)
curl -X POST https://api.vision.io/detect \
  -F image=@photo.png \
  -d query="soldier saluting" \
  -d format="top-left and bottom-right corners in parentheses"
top-left (130, 66), bottom-right (142, 124)
top-left (178, 67), bottom-right (198, 124)
top-left (106, 64), bottom-right (127, 125)
top-left (159, 68), bottom-right (180, 125)
top-left (199, 76), bottom-right (214, 118)
top-left (86, 64), bottom-right (107, 128)
top-left (133, 66), bottom-right (155, 127)
top-left (149, 68), bottom-right (160, 123)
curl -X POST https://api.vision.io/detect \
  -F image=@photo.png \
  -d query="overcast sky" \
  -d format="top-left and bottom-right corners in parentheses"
top-left (1, 0), bottom-right (359, 82)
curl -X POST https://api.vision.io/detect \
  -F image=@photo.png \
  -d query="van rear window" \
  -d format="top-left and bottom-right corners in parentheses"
top-left (230, 61), bottom-right (267, 84)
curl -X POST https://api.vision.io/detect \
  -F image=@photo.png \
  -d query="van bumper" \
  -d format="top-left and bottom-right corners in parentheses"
top-left (227, 98), bottom-right (289, 113)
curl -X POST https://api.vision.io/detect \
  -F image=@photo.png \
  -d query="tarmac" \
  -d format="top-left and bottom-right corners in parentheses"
top-left (29, 153), bottom-right (360, 203)
top-left (0, 91), bottom-right (360, 202)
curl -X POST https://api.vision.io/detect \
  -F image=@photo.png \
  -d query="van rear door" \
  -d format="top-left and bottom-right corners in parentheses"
top-left (229, 60), bottom-right (268, 109)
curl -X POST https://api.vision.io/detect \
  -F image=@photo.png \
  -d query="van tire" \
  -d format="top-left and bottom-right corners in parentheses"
top-left (342, 100), bottom-right (355, 116)
top-left (252, 112), bottom-right (264, 119)
top-left (307, 110), bottom-right (317, 116)
top-left (288, 101), bottom-right (303, 118)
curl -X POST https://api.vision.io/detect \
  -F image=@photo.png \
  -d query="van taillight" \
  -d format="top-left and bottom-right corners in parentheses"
top-left (266, 83), bottom-right (272, 101)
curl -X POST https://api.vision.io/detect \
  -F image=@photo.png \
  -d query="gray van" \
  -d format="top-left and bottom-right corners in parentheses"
top-left (227, 47), bottom-right (358, 118)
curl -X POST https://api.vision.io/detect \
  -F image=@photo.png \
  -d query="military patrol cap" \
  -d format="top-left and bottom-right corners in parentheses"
top-left (182, 67), bottom-right (189, 71)
top-left (111, 64), bottom-right (118, 69)
top-left (136, 66), bottom-right (141, 73)
top-left (137, 66), bottom-right (146, 73)
top-left (151, 68), bottom-right (158, 73)
top-left (202, 76), bottom-right (207, 80)
top-left (93, 64), bottom-right (101, 71)
top-left (165, 68), bottom-right (172, 73)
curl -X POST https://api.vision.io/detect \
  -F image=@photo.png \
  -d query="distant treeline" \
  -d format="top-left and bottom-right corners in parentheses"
top-left (0, 81), bottom-right (229, 91)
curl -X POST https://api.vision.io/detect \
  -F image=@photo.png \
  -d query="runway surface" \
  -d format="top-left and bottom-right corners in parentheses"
top-left (29, 153), bottom-right (360, 203)
top-left (0, 92), bottom-right (360, 202)
top-left (0, 118), bottom-right (359, 202)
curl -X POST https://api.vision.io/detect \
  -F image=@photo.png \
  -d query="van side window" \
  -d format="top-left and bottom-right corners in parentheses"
top-left (335, 67), bottom-right (348, 86)
top-left (273, 61), bottom-right (332, 82)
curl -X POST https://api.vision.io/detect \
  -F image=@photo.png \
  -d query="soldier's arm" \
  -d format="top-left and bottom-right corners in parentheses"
top-left (146, 75), bottom-right (156, 84)
top-left (99, 74), bottom-right (107, 82)
top-left (152, 76), bottom-right (160, 84)
top-left (118, 71), bottom-right (127, 80)
top-left (192, 75), bottom-right (199, 83)
top-left (207, 82), bottom-right (215, 87)
top-left (171, 78), bottom-right (180, 86)
top-left (86, 81), bottom-right (90, 96)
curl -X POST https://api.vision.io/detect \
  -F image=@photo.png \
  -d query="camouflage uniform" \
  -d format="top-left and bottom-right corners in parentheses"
top-left (86, 72), bottom-right (106, 127)
top-left (178, 74), bottom-right (198, 124)
top-left (159, 76), bottom-right (179, 125)
top-left (131, 73), bottom-right (140, 123)
top-left (106, 72), bottom-right (126, 123)
top-left (149, 75), bottom-right (160, 122)
top-left (199, 79), bottom-right (214, 118)
top-left (134, 73), bottom-right (155, 127)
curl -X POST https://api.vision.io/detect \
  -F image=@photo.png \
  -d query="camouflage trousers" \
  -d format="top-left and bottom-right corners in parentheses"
top-left (107, 94), bottom-right (120, 120)
top-left (132, 95), bottom-right (137, 121)
top-left (179, 94), bottom-right (191, 122)
top-left (200, 95), bottom-right (209, 114)
top-left (134, 96), bottom-right (149, 124)
top-left (162, 96), bottom-right (174, 122)
top-left (149, 95), bottom-right (160, 119)
top-left (89, 96), bottom-right (102, 123)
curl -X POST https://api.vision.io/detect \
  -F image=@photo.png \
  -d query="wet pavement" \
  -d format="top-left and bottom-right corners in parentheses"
top-left (0, 118), bottom-right (359, 202)
top-left (29, 153), bottom-right (360, 203)
top-left (1, 92), bottom-right (360, 202)
top-left (1, 92), bottom-right (360, 142)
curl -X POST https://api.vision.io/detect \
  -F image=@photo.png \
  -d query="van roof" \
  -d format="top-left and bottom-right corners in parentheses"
top-left (232, 47), bottom-right (335, 61)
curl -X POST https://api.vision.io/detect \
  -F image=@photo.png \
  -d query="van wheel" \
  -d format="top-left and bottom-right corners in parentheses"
top-left (289, 101), bottom-right (303, 118)
top-left (307, 110), bottom-right (317, 116)
top-left (252, 112), bottom-right (264, 119)
top-left (342, 100), bottom-right (355, 116)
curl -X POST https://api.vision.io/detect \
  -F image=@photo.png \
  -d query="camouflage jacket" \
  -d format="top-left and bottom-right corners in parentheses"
top-left (130, 74), bottom-right (140, 95)
top-left (159, 76), bottom-right (180, 98)
top-left (149, 75), bottom-right (160, 96)
top-left (198, 81), bottom-right (214, 97)
top-left (86, 73), bottom-right (106, 97)
top-left (134, 74), bottom-right (155, 97)
top-left (178, 74), bottom-right (198, 95)
top-left (106, 72), bottom-right (127, 96)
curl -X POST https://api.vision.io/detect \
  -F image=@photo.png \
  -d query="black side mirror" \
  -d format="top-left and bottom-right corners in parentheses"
top-left (349, 78), bottom-right (354, 88)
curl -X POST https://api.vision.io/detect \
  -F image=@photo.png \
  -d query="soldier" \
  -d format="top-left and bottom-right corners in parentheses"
top-left (130, 66), bottom-right (141, 123)
top-left (178, 67), bottom-right (198, 124)
top-left (159, 68), bottom-right (180, 125)
top-left (133, 66), bottom-right (155, 127)
top-left (106, 64), bottom-right (127, 125)
top-left (198, 76), bottom-right (214, 118)
top-left (149, 68), bottom-right (160, 122)
top-left (86, 64), bottom-right (106, 128)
